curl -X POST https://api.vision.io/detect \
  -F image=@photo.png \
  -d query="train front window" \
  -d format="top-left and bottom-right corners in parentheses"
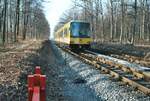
top-left (71, 22), bottom-right (90, 38)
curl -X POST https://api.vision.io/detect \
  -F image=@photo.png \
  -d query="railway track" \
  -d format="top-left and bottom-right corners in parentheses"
top-left (60, 47), bottom-right (150, 95)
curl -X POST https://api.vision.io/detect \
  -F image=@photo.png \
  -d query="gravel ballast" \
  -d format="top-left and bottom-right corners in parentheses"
top-left (51, 41), bottom-right (150, 101)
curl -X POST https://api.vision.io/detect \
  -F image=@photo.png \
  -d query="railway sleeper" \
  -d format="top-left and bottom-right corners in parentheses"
top-left (121, 77), bottom-right (150, 95)
top-left (96, 57), bottom-right (149, 82)
top-left (60, 47), bottom-right (150, 95)
top-left (87, 59), bottom-right (150, 95)
top-left (107, 69), bottom-right (150, 95)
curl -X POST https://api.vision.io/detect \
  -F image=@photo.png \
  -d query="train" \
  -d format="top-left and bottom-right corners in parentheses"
top-left (54, 20), bottom-right (92, 50)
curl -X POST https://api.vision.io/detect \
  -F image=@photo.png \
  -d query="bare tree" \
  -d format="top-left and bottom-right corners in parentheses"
top-left (0, 0), bottom-right (50, 44)
top-left (2, 0), bottom-right (7, 44)
top-left (56, 0), bottom-right (150, 45)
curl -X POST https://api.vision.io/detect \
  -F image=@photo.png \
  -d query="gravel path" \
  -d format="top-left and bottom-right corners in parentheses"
top-left (50, 41), bottom-right (150, 101)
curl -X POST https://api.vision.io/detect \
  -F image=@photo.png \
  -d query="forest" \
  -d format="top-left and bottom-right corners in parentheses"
top-left (55, 0), bottom-right (150, 45)
top-left (0, 0), bottom-right (50, 45)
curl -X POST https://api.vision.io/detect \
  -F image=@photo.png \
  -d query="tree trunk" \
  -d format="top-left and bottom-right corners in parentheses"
top-left (23, 0), bottom-right (29, 40)
top-left (132, 0), bottom-right (137, 44)
top-left (120, 0), bottom-right (124, 43)
top-left (100, 0), bottom-right (104, 42)
top-left (140, 0), bottom-right (145, 40)
top-left (95, 0), bottom-right (99, 41)
top-left (2, 0), bottom-right (7, 44)
top-left (16, 0), bottom-right (20, 39)
top-left (110, 0), bottom-right (114, 41)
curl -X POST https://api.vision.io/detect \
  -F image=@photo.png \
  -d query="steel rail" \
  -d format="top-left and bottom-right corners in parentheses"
top-left (60, 47), bottom-right (150, 95)
top-left (84, 50), bottom-right (150, 81)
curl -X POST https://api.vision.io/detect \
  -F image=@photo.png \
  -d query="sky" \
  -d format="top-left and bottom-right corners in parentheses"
top-left (44, 0), bottom-right (72, 38)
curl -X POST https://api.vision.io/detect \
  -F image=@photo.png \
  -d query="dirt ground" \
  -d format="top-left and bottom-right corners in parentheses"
top-left (92, 43), bottom-right (150, 67)
top-left (0, 40), bottom-right (66, 101)
top-left (0, 40), bottom-right (41, 100)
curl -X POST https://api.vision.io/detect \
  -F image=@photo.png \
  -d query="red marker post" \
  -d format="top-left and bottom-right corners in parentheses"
top-left (28, 66), bottom-right (46, 101)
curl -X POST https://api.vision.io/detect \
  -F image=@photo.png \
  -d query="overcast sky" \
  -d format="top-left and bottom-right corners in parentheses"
top-left (44, 0), bottom-right (72, 38)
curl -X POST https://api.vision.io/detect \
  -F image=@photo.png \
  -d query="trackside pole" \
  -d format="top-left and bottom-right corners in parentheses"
top-left (28, 66), bottom-right (46, 101)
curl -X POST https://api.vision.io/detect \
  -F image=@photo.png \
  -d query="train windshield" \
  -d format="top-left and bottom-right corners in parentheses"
top-left (71, 22), bottom-right (90, 38)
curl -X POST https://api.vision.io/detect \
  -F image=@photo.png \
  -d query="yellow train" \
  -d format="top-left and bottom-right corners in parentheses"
top-left (54, 20), bottom-right (92, 50)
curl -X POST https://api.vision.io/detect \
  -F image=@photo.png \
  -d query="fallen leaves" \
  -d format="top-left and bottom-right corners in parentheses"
top-left (0, 40), bottom-right (42, 100)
